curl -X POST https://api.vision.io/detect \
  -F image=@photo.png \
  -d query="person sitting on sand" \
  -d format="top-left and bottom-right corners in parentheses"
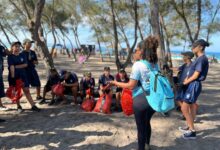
top-left (115, 69), bottom-right (129, 112)
top-left (98, 67), bottom-right (114, 97)
top-left (60, 70), bottom-right (79, 104)
top-left (80, 72), bottom-right (95, 100)
top-left (7, 41), bottom-right (40, 113)
top-left (0, 44), bottom-right (11, 111)
top-left (110, 36), bottom-right (159, 150)
top-left (180, 39), bottom-right (210, 140)
top-left (39, 68), bottom-right (61, 105)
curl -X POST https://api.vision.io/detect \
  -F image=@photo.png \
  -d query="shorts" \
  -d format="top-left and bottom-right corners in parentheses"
top-left (44, 82), bottom-right (53, 92)
top-left (9, 70), bottom-right (29, 88)
top-left (175, 85), bottom-right (188, 101)
top-left (64, 86), bottom-right (78, 95)
top-left (27, 68), bottom-right (41, 87)
top-left (116, 87), bottom-right (123, 93)
top-left (0, 72), bottom-right (5, 98)
top-left (182, 81), bottom-right (202, 104)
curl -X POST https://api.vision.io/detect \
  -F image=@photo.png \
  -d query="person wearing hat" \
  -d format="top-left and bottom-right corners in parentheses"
top-left (98, 67), bottom-right (114, 96)
top-left (39, 68), bottom-right (61, 105)
top-left (22, 39), bottom-right (42, 100)
top-left (79, 72), bottom-right (95, 100)
top-left (115, 69), bottom-right (129, 111)
top-left (179, 39), bottom-right (210, 140)
top-left (0, 45), bottom-right (11, 112)
top-left (60, 70), bottom-right (79, 105)
top-left (7, 41), bottom-right (40, 112)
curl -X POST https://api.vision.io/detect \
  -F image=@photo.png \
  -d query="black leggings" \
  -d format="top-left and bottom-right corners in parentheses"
top-left (133, 93), bottom-right (155, 150)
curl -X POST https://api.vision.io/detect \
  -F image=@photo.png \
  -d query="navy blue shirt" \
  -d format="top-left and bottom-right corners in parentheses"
top-left (0, 45), bottom-right (6, 71)
top-left (7, 53), bottom-right (27, 78)
top-left (22, 50), bottom-right (38, 69)
top-left (47, 74), bottom-right (60, 86)
top-left (178, 63), bottom-right (192, 83)
top-left (188, 55), bottom-right (209, 81)
top-left (62, 73), bottom-right (78, 84)
top-left (98, 74), bottom-right (114, 88)
top-left (80, 77), bottom-right (95, 90)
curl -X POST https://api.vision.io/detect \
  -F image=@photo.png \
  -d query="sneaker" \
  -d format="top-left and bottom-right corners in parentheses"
top-left (31, 105), bottom-right (41, 112)
top-left (17, 106), bottom-right (24, 113)
top-left (0, 106), bottom-right (9, 111)
top-left (179, 126), bottom-right (189, 133)
top-left (39, 99), bottom-right (46, 105)
top-left (0, 118), bottom-right (6, 123)
top-left (36, 96), bottom-right (43, 100)
top-left (182, 130), bottom-right (196, 140)
top-left (48, 100), bottom-right (55, 106)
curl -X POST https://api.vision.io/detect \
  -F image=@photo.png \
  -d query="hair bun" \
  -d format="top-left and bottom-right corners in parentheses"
top-left (206, 42), bottom-right (210, 47)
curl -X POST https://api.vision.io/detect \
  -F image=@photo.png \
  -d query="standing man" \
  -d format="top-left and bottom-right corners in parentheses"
top-left (22, 39), bottom-right (42, 100)
top-left (0, 45), bottom-right (10, 112)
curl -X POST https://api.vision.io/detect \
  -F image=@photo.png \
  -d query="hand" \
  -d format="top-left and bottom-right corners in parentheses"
top-left (109, 81), bottom-right (116, 86)
top-left (176, 83), bottom-right (184, 88)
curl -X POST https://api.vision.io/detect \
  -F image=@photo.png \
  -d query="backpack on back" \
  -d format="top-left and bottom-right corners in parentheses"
top-left (140, 60), bottom-right (175, 113)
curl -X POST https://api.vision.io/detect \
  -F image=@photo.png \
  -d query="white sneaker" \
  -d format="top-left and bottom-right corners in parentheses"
top-left (178, 126), bottom-right (189, 133)
top-left (0, 106), bottom-right (9, 111)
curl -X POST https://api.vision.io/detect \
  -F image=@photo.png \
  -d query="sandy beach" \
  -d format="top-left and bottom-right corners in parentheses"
top-left (0, 55), bottom-right (219, 150)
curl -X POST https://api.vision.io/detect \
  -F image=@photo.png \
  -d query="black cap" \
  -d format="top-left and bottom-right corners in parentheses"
top-left (11, 41), bottom-right (21, 47)
top-left (104, 67), bottom-right (110, 71)
top-left (192, 39), bottom-right (210, 48)
top-left (181, 51), bottom-right (194, 59)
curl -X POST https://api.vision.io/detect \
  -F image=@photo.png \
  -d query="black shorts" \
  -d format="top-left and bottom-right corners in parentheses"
top-left (116, 88), bottom-right (123, 93)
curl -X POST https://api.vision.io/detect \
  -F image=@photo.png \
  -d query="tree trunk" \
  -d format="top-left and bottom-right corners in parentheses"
top-left (149, 0), bottom-right (166, 69)
top-left (28, 0), bottom-right (54, 69)
top-left (97, 36), bottom-right (104, 62)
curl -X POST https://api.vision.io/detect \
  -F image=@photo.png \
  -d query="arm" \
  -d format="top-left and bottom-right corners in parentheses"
top-left (10, 65), bottom-right (15, 78)
top-left (63, 82), bottom-right (78, 87)
top-left (110, 79), bottom-right (138, 90)
top-left (183, 71), bottom-right (200, 85)
top-left (15, 64), bottom-right (28, 69)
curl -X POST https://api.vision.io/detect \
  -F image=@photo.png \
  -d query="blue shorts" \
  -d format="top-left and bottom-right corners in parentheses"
top-left (26, 68), bottom-right (41, 87)
top-left (0, 71), bottom-right (5, 98)
top-left (183, 81), bottom-right (202, 104)
top-left (175, 86), bottom-right (188, 101)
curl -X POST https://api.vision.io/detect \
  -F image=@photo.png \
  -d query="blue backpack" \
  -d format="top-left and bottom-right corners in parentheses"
top-left (140, 60), bottom-right (175, 113)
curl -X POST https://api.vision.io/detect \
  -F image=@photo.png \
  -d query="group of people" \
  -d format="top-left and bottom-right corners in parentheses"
top-left (0, 36), bottom-right (210, 150)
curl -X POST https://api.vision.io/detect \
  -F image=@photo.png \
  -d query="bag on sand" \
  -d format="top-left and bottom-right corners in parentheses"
top-left (52, 83), bottom-right (64, 96)
top-left (81, 98), bottom-right (95, 112)
top-left (6, 79), bottom-right (23, 103)
top-left (93, 94), bottom-right (112, 114)
top-left (121, 89), bottom-right (133, 116)
top-left (140, 60), bottom-right (175, 113)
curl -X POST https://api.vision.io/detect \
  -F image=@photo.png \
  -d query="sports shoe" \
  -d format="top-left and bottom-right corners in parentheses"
top-left (0, 106), bottom-right (9, 111)
top-left (179, 126), bottom-right (189, 133)
top-left (36, 96), bottom-right (43, 100)
top-left (31, 105), bottom-right (41, 112)
top-left (182, 130), bottom-right (196, 140)
top-left (39, 99), bottom-right (46, 105)
top-left (48, 99), bottom-right (55, 106)
top-left (17, 106), bottom-right (24, 113)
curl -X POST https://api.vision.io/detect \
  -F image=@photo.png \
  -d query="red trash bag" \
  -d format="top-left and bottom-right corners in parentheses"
top-left (93, 94), bottom-right (112, 114)
top-left (121, 89), bottom-right (134, 116)
top-left (6, 79), bottom-right (23, 103)
top-left (52, 83), bottom-right (64, 96)
top-left (81, 98), bottom-right (95, 112)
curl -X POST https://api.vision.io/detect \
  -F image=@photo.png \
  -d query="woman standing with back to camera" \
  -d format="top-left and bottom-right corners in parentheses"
top-left (110, 36), bottom-right (159, 150)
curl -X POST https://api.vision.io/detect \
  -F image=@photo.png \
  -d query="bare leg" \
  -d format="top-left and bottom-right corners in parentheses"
top-left (72, 87), bottom-right (78, 104)
top-left (181, 102), bottom-right (195, 131)
top-left (115, 92), bottom-right (121, 108)
top-left (36, 87), bottom-right (41, 97)
top-left (23, 87), bottom-right (35, 107)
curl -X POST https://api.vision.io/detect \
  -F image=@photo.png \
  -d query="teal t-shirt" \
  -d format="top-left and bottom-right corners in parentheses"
top-left (130, 60), bottom-right (158, 98)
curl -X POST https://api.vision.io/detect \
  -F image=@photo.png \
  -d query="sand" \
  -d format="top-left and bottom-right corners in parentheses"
top-left (0, 55), bottom-right (219, 150)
